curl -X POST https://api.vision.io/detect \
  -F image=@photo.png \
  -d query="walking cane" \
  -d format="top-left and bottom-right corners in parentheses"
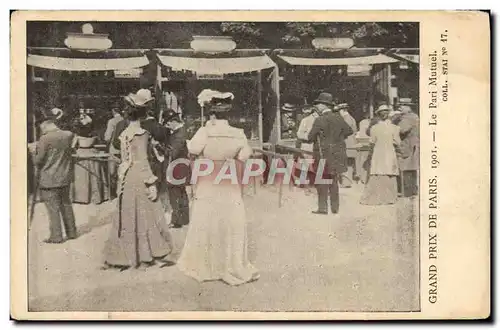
top-left (317, 135), bottom-right (324, 178)
top-left (28, 171), bottom-right (40, 230)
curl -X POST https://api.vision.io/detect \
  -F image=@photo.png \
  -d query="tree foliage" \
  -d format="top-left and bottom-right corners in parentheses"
top-left (220, 22), bottom-right (418, 48)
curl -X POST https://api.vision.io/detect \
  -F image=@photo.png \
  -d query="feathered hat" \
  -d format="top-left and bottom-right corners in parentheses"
top-left (197, 89), bottom-right (234, 112)
top-left (124, 89), bottom-right (155, 108)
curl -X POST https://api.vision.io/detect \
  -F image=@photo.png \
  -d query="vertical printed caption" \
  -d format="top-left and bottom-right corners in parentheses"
top-left (426, 29), bottom-right (449, 305)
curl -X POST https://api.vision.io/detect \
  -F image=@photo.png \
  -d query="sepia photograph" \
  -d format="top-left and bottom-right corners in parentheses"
top-left (25, 19), bottom-right (420, 313)
top-left (11, 10), bottom-right (490, 320)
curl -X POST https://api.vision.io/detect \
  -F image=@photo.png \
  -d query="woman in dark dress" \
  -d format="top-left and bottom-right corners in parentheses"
top-left (103, 89), bottom-right (174, 271)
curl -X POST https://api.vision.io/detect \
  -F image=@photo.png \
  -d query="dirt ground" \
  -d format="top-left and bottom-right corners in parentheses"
top-left (28, 183), bottom-right (419, 312)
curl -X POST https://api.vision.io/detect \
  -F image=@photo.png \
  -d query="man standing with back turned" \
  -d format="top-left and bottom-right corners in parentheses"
top-left (307, 93), bottom-right (354, 216)
top-left (34, 108), bottom-right (77, 243)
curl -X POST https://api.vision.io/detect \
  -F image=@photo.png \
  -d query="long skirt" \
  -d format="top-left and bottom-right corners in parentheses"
top-left (103, 167), bottom-right (173, 268)
top-left (176, 161), bottom-right (259, 286)
top-left (360, 175), bottom-right (398, 205)
top-left (72, 150), bottom-right (109, 204)
top-left (401, 170), bottom-right (419, 197)
top-left (355, 150), bottom-right (370, 184)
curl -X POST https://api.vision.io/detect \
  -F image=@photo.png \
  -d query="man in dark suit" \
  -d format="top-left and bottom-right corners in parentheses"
top-left (140, 110), bottom-right (170, 179)
top-left (162, 110), bottom-right (190, 228)
top-left (34, 109), bottom-right (77, 243)
top-left (307, 93), bottom-right (354, 215)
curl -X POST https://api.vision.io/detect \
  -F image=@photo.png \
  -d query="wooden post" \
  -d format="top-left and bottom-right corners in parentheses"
top-left (275, 66), bottom-right (281, 147)
top-left (257, 70), bottom-right (263, 147)
top-left (29, 67), bottom-right (37, 142)
top-left (369, 77), bottom-right (374, 118)
top-left (270, 65), bottom-right (281, 152)
top-left (387, 63), bottom-right (393, 106)
top-left (156, 63), bottom-right (164, 123)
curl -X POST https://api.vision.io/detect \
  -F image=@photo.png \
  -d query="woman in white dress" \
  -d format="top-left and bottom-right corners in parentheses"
top-left (176, 91), bottom-right (259, 286)
top-left (360, 104), bottom-right (402, 205)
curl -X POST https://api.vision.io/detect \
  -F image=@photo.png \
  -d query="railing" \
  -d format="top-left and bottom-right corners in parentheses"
top-left (251, 146), bottom-right (299, 208)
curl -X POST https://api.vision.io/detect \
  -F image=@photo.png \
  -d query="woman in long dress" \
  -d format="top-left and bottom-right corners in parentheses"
top-left (176, 91), bottom-right (259, 286)
top-left (103, 90), bottom-right (174, 270)
top-left (71, 115), bottom-right (109, 204)
top-left (360, 104), bottom-right (402, 205)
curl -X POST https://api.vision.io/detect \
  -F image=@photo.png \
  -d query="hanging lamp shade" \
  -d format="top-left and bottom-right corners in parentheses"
top-left (312, 37), bottom-right (354, 51)
top-left (64, 23), bottom-right (112, 53)
top-left (190, 36), bottom-right (236, 54)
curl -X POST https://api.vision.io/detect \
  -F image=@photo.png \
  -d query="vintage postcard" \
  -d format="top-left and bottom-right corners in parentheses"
top-left (10, 10), bottom-right (490, 320)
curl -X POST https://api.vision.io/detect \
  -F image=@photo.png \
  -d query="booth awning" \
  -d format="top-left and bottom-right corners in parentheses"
top-left (157, 54), bottom-right (276, 74)
top-left (278, 54), bottom-right (399, 66)
top-left (27, 54), bottom-right (150, 71)
top-left (392, 53), bottom-right (419, 64)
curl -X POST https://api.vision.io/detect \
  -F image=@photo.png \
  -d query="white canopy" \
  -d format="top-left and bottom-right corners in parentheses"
top-left (278, 54), bottom-right (399, 66)
top-left (27, 54), bottom-right (149, 71)
top-left (157, 54), bottom-right (276, 74)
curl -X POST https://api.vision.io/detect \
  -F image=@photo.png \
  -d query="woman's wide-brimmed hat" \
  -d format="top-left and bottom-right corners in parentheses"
top-left (124, 89), bottom-right (155, 108)
top-left (313, 92), bottom-right (335, 106)
top-left (197, 89), bottom-right (234, 112)
top-left (375, 104), bottom-right (392, 114)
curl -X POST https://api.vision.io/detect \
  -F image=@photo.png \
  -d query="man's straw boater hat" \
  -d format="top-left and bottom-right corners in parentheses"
top-left (124, 89), bottom-right (155, 108)
top-left (281, 103), bottom-right (297, 112)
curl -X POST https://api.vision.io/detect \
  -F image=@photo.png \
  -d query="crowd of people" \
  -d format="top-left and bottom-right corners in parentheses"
top-left (29, 87), bottom-right (259, 286)
top-left (28, 86), bottom-right (419, 286)
top-left (294, 92), bottom-right (420, 214)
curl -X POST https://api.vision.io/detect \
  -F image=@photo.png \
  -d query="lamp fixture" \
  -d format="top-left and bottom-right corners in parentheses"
top-left (190, 36), bottom-right (236, 54)
top-left (64, 23), bottom-right (112, 53)
top-left (312, 37), bottom-right (354, 52)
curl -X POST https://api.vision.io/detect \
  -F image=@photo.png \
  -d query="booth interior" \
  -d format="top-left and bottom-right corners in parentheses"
top-left (27, 48), bottom-right (156, 144)
top-left (26, 44), bottom-right (419, 204)
top-left (274, 48), bottom-right (419, 144)
top-left (27, 48), bottom-right (156, 204)
top-left (156, 49), bottom-right (279, 145)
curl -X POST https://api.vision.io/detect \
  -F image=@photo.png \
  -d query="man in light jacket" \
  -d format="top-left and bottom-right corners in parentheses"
top-left (336, 103), bottom-right (358, 188)
top-left (397, 103), bottom-right (420, 197)
top-left (34, 108), bottom-right (77, 243)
